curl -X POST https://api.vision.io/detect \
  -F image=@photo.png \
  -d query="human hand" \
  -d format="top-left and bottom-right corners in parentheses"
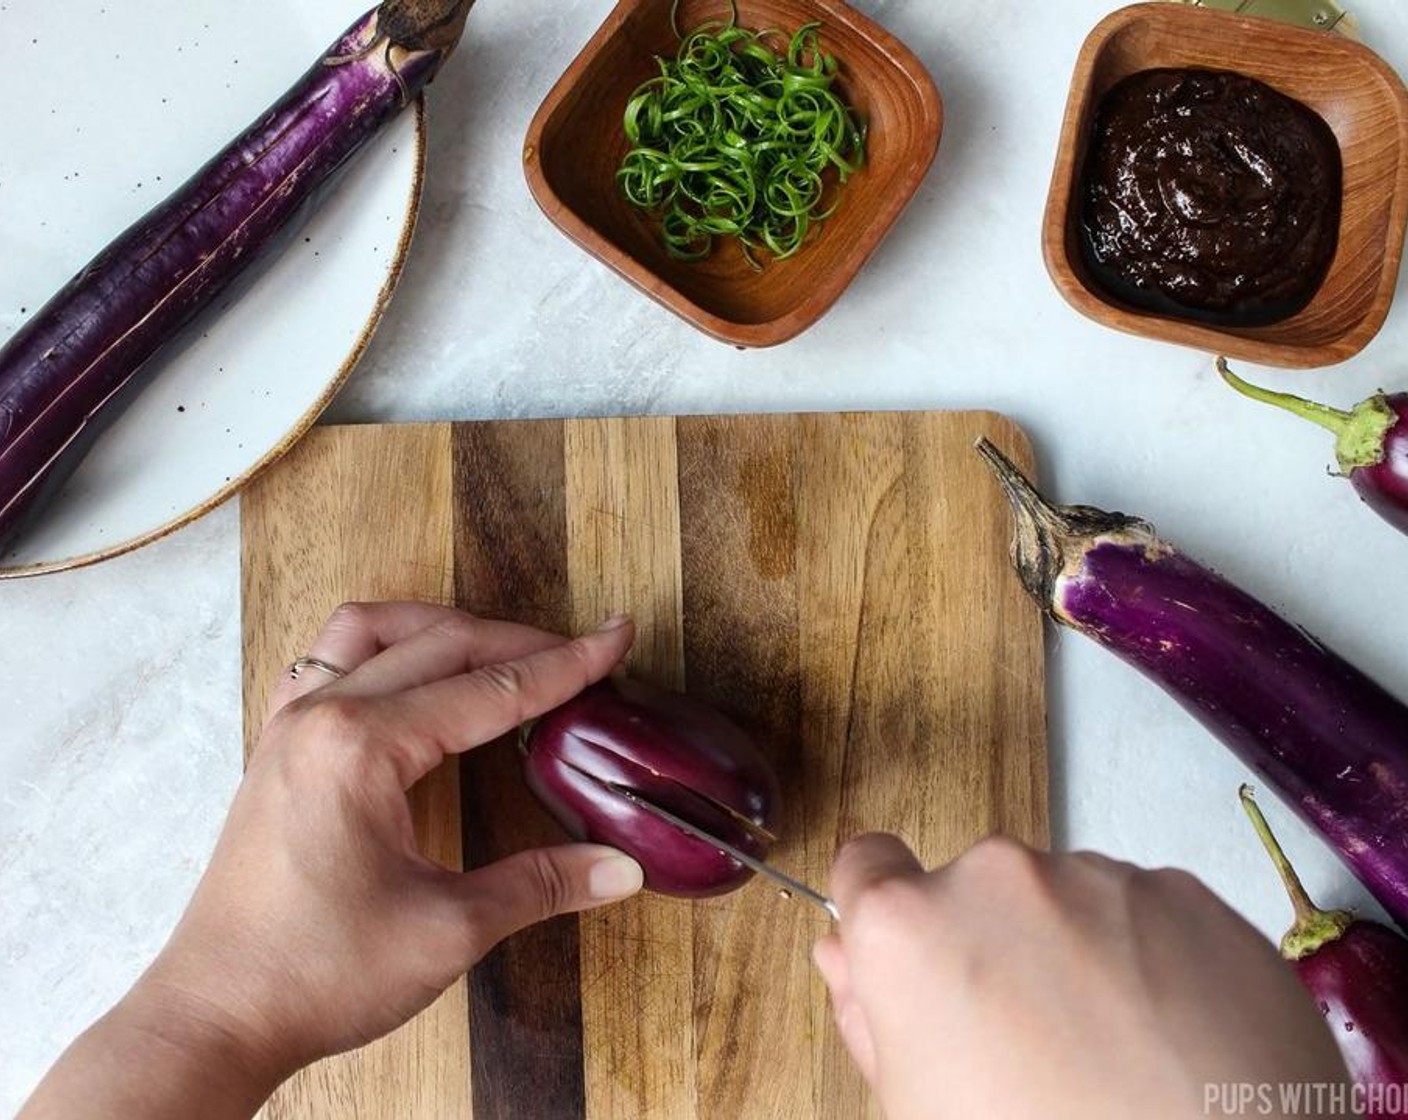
top-left (23, 602), bottom-right (643, 1120)
top-left (813, 834), bottom-right (1349, 1120)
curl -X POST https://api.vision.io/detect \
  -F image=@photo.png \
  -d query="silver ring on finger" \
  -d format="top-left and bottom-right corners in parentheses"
top-left (288, 656), bottom-right (349, 682)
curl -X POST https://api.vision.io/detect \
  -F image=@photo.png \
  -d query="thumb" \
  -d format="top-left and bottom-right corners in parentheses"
top-left (457, 844), bottom-right (644, 956)
top-left (813, 934), bottom-right (879, 1083)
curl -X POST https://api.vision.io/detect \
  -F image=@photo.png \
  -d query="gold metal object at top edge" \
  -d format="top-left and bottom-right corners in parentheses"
top-left (1174, 0), bottom-right (1358, 38)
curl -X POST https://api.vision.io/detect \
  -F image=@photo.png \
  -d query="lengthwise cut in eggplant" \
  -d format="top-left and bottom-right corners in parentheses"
top-left (522, 677), bottom-right (781, 898)
top-left (0, 0), bottom-right (474, 549)
top-left (976, 439), bottom-right (1408, 932)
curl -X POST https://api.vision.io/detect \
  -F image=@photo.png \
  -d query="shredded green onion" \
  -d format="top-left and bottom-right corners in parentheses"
top-left (617, 2), bottom-right (866, 266)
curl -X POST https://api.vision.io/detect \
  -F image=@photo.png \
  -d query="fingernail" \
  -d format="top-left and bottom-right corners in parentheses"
top-left (594, 614), bottom-right (632, 633)
top-left (589, 854), bottom-right (644, 900)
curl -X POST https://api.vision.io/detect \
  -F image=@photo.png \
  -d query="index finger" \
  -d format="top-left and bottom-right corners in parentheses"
top-left (830, 832), bottom-right (925, 914)
top-left (326, 615), bottom-right (575, 699)
top-left (374, 617), bottom-right (635, 788)
top-left (267, 601), bottom-right (470, 721)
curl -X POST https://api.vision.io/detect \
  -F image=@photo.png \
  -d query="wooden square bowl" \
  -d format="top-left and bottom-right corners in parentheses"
top-left (1042, 2), bottom-right (1408, 368)
top-left (523, 0), bottom-right (942, 348)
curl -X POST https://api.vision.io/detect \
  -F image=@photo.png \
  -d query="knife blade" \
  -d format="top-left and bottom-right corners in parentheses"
top-left (608, 783), bottom-right (840, 920)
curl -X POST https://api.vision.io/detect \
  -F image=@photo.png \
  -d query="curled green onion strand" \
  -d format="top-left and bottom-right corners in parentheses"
top-left (617, 7), bottom-right (866, 265)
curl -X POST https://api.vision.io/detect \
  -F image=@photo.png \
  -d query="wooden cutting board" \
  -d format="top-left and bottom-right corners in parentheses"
top-left (240, 412), bottom-right (1047, 1120)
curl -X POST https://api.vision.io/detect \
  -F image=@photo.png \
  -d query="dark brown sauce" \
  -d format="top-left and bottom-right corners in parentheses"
top-left (1079, 68), bottom-right (1341, 327)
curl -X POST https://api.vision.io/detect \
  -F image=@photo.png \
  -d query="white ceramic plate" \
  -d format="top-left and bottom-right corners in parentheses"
top-left (0, 0), bottom-right (424, 577)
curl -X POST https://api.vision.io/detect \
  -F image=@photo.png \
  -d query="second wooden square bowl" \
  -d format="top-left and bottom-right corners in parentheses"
top-left (1043, 3), bottom-right (1408, 368)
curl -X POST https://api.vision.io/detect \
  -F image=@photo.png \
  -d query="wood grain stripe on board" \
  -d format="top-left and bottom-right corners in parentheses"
top-left (241, 423), bottom-right (469, 1120)
top-left (793, 411), bottom-right (907, 1120)
top-left (563, 417), bottom-right (698, 1120)
top-left (674, 415), bottom-right (820, 1120)
top-left (451, 420), bottom-right (587, 1120)
top-left (904, 413), bottom-right (1048, 852)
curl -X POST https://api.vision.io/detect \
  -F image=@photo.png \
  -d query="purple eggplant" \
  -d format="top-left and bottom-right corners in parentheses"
top-left (1241, 786), bottom-right (1408, 1115)
top-left (975, 439), bottom-right (1408, 931)
top-left (1219, 358), bottom-right (1408, 537)
top-left (523, 677), bottom-right (781, 898)
top-left (0, 0), bottom-right (474, 549)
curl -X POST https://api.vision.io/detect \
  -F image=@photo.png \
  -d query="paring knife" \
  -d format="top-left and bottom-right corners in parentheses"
top-left (608, 783), bottom-right (840, 920)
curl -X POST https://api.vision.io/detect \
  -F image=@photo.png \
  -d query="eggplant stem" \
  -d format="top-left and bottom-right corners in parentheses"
top-left (1217, 358), bottom-right (1395, 474)
top-left (1239, 785), bottom-right (1355, 960)
top-left (1217, 358), bottom-right (1353, 436)
top-left (377, 0), bottom-right (476, 57)
top-left (974, 438), bottom-right (1146, 606)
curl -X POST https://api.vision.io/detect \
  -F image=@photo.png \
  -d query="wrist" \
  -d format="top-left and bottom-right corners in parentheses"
top-left (110, 971), bottom-right (293, 1114)
top-left (20, 972), bottom-right (292, 1120)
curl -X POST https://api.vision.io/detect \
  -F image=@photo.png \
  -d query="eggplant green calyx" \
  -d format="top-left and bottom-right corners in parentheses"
top-left (1239, 785), bottom-right (1356, 961)
top-left (378, 0), bottom-right (476, 57)
top-left (1217, 358), bottom-right (1396, 475)
top-left (974, 438), bottom-right (1147, 605)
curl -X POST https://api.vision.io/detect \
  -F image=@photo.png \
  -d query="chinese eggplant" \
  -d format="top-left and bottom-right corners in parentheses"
top-left (1218, 359), bottom-right (1408, 537)
top-left (976, 438), bottom-right (1408, 931)
top-left (0, 0), bottom-right (474, 549)
top-left (522, 677), bottom-right (781, 898)
top-left (1241, 786), bottom-right (1408, 1116)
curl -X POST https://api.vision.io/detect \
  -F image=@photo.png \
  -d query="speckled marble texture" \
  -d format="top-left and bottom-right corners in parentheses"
top-left (5, 0), bottom-right (1408, 1114)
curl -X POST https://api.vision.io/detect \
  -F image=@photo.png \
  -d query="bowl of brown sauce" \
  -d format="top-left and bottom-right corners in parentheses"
top-left (1042, 2), bottom-right (1408, 368)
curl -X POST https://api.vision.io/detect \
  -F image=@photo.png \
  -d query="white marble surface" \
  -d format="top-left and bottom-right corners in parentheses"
top-left (5, 0), bottom-right (1408, 1113)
